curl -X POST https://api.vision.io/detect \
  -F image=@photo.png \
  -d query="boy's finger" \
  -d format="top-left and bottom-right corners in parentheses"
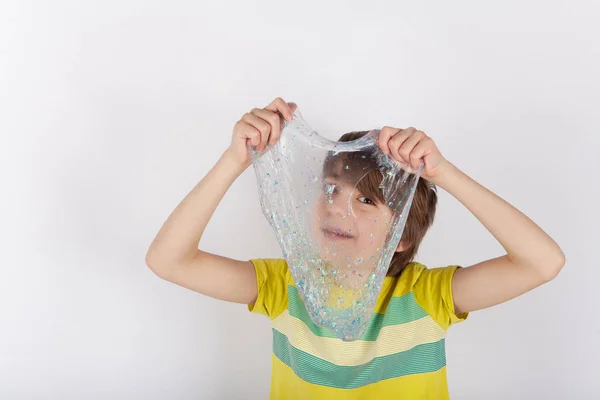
top-left (265, 97), bottom-right (294, 121)
top-left (242, 123), bottom-right (261, 147)
top-left (378, 127), bottom-right (400, 155)
top-left (389, 128), bottom-right (413, 163)
top-left (242, 112), bottom-right (271, 150)
top-left (409, 137), bottom-right (429, 170)
top-left (397, 128), bottom-right (423, 163)
top-left (251, 108), bottom-right (281, 145)
top-left (234, 120), bottom-right (260, 147)
top-left (275, 102), bottom-right (298, 137)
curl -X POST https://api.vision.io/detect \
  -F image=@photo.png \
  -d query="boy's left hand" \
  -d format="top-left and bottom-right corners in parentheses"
top-left (377, 126), bottom-right (449, 182)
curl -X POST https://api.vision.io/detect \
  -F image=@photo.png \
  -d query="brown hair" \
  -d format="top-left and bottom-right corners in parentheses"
top-left (323, 130), bottom-right (438, 277)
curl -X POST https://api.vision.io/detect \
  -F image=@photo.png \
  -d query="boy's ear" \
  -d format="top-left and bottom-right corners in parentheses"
top-left (395, 240), bottom-right (410, 252)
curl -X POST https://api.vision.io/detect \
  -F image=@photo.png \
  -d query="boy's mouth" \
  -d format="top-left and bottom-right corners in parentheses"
top-left (321, 227), bottom-right (354, 241)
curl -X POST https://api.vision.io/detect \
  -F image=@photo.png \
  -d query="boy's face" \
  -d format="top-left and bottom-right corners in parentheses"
top-left (312, 162), bottom-right (394, 287)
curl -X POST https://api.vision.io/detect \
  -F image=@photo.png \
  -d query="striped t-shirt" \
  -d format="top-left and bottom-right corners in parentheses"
top-left (248, 258), bottom-right (468, 399)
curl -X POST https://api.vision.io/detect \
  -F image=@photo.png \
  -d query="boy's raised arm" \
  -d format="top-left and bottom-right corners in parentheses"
top-left (378, 126), bottom-right (565, 314)
top-left (145, 98), bottom-right (295, 304)
top-left (433, 162), bottom-right (565, 314)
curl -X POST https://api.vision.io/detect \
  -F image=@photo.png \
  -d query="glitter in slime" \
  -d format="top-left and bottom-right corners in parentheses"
top-left (249, 109), bottom-right (422, 341)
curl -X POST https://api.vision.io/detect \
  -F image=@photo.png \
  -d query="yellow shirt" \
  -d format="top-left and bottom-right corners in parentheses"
top-left (248, 259), bottom-right (468, 400)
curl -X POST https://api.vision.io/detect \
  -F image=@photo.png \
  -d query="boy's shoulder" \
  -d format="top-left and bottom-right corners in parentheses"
top-left (380, 262), bottom-right (467, 330)
top-left (385, 262), bottom-right (432, 292)
top-left (385, 261), bottom-right (460, 292)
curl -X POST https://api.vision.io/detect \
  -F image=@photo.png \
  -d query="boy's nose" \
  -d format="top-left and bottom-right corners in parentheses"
top-left (325, 196), bottom-right (352, 219)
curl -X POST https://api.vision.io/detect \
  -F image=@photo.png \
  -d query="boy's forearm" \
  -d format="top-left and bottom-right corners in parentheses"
top-left (146, 150), bottom-right (249, 266)
top-left (432, 162), bottom-right (565, 278)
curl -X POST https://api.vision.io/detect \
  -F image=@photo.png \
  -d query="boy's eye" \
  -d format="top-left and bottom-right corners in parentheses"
top-left (357, 196), bottom-right (374, 205)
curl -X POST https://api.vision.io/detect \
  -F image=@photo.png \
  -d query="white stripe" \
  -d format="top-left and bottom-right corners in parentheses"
top-left (271, 309), bottom-right (446, 367)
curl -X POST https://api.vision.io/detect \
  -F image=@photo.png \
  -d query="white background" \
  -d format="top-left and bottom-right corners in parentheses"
top-left (2, 1), bottom-right (599, 398)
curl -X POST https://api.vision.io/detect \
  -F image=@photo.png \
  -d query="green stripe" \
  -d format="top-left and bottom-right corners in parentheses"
top-left (287, 285), bottom-right (428, 341)
top-left (273, 328), bottom-right (446, 389)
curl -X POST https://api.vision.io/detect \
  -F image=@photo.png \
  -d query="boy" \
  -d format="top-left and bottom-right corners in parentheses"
top-left (146, 97), bottom-right (565, 399)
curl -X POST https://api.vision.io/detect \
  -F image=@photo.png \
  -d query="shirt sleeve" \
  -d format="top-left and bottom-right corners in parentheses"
top-left (412, 265), bottom-right (468, 330)
top-left (247, 258), bottom-right (290, 319)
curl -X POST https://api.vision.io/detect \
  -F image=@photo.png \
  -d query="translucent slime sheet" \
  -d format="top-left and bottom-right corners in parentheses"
top-left (250, 109), bottom-right (422, 341)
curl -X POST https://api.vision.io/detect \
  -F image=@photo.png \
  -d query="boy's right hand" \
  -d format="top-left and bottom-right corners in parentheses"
top-left (225, 97), bottom-right (297, 168)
